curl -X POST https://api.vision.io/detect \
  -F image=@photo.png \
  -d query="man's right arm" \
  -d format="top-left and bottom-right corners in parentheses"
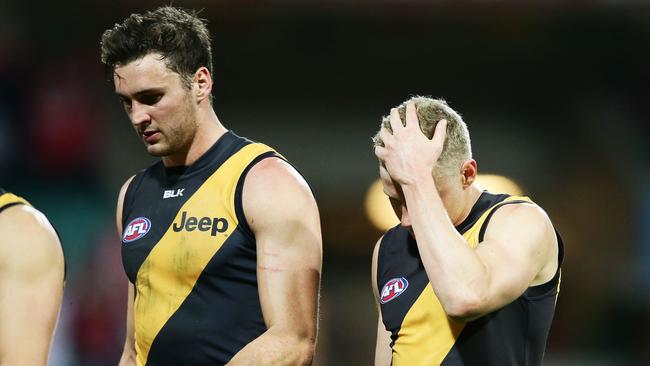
top-left (116, 176), bottom-right (137, 366)
top-left (372, 237), bottom-right (392, 366)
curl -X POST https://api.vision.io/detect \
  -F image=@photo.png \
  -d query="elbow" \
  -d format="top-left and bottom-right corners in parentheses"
top-left (443, 292), bottom-right (487, 323)
top-left (296, 336), bottom-right (317, 365)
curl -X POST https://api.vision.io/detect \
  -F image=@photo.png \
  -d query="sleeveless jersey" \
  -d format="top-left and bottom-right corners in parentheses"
top-left (121, 131), bottom-right (282, 366)
top-left (377, 192), bottom-right (564, 366)
top-left (0, 188), bottom-right (30, 212)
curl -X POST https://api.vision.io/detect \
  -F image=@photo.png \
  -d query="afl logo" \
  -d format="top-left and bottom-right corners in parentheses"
top-left (123, 217), bottom-right (151, 243)
top-left (380, 277), bottom-right (409, 304)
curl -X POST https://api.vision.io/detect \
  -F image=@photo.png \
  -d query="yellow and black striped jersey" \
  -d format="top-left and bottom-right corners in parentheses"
top-left (0, 189), bottom-right (30, 212)
top-left (121, 131), bottom-right (285, 366)
top-left (377, 192), bottom-right (564, 366)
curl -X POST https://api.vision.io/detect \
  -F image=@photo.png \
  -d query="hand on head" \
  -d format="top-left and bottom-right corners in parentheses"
top-left (374, 101), bottom-right (447, 186)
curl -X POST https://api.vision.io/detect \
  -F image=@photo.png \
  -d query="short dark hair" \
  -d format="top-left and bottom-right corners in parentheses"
top-left (100, 6), bottom-right (213, 88)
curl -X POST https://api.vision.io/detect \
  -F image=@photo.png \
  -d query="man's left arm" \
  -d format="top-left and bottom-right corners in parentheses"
top-left (227, 157), bottom-right (322, 366)
top-left (375, 102), bottom-right (558, 323)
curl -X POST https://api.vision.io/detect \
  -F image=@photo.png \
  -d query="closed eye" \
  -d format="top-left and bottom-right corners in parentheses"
top-left (137, 93), bottom-right (163, 106)
top-left (118, 96), bottom-right (132, 111)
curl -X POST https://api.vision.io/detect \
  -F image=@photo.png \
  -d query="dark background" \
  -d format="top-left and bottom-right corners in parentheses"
top-left (1, 1), bottom-right (649, 365)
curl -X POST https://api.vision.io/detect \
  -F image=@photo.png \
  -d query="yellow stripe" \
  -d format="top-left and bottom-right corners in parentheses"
top-left (392, 195), bottom-right (533, 366)
top-left (134, 143), bottom-right (275, 366)
top-left (463, 195), bottom-right (532, 248)
top-left (0, 192), bottom-right (30, 210)
top-left (392, 286), bottom-right (465, 366)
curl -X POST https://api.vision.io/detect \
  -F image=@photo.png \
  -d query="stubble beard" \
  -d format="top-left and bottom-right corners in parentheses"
top-left (147, 95), bottom-right (198, 159)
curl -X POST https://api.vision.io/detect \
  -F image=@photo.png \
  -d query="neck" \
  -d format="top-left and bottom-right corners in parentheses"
top-left (449, 184), bottom-right (483, 226)
top-left (162, 106), bottom-right (227, 167)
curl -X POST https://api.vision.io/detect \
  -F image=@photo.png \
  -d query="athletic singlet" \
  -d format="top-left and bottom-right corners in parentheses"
top-left (377, 192), bottom-right (564, 366)
top-left (0, 188), bottom-right (30, 212)
top-left (121, 131), bottom-right (283, 366)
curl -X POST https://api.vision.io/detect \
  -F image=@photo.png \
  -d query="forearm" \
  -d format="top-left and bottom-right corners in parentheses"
top-left (227, 327), bottom-right (315, 366)
top-left (402, 177), bottom-right (489, 316)
top-left (118, 351), bottom-right (137, 366)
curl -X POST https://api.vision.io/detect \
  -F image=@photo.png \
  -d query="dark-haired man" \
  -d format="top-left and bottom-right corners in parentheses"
top-left (0, 189), bottom-right (65, 365)
top-left (372, 97), bottom-right (563, 366)
top-left (100, 7), bottom-right (322, 366)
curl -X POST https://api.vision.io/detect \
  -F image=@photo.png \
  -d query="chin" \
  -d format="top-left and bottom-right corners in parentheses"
top-left (146, 144), bottom-right (170, 157)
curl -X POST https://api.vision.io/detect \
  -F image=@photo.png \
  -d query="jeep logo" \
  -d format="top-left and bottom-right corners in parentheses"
top-left (172, 211), bottom-right (229, 236)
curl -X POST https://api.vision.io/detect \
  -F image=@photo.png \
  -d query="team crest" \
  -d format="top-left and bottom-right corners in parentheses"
top-left (123, 217), bottom-right (152, 243)
top-left (380, 277), bottom-right (409, 304)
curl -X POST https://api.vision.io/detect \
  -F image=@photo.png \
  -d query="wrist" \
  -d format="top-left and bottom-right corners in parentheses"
top-left (400, 168), bottom-right (435, 188)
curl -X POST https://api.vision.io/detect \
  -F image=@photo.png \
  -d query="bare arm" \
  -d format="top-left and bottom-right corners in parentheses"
top-left (371, 238), bottom-right (392, 366)
top-left (227, 158), bottom-right (322, 366)
top-left (116, 176), bottom-right (137, 366)
top-left (375, 102), bottom-right (558, 322)
top-left (0, 205), bottom-right (64, 365)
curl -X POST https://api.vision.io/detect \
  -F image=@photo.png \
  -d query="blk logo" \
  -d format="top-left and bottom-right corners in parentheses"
top-left (163, 189), bottom-right (185, 199)
top-left (123, 217), bottom-right (152, 243)
top-left (380, 277), bottom-right (409, 304)
top-left (172, 211), bottom-right (229, 236)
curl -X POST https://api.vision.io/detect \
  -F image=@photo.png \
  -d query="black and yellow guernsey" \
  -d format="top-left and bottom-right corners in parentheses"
top-left (377, 192), bottom-right (564, 366)
top-left (121, 131), bottom-right (283, 366)
top-left (0, 189), bottom-right (30, 213)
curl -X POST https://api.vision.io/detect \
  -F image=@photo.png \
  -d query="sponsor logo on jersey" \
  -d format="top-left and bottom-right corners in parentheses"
top-left (123, 217), bottom-right (152, 243)
top-left (380, 277), bottom-right (409, 304)
top-left (163, 188), bottom-right (185, 199)
top-left (172, 211), bottom-right (229, 236)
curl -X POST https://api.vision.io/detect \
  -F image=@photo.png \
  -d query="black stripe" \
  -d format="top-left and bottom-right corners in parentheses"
top-left (378, 226), bottom-right (431, 348)
top-left (122, 169), bottom-right (147, 229)
top-left (146, 229), bottom-right (265, 365)
top-left (0, 202), bottom-right (23, 214)
top-left (455, 192), bottom-right (509, 234)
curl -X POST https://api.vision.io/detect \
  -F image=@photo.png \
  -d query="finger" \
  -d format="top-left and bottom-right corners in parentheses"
top-left (405, 101), bottom-right (418, 130)
top-left (432, 119), bottom-right (448, 146)
top-left (378, 124), bottom-right (393, 146)
top-left (374, 145), bottom-right (386, 160)
top-left (388, 107), bottom-right (402, 133)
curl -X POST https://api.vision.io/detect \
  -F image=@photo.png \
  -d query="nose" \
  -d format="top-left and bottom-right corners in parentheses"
top-left (400, 205), bottom-right (411, 228)
top-left (130, 101), bottom-right (151, 127)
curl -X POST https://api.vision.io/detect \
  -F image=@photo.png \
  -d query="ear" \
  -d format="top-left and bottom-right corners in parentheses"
top-left (460, 159), bottom-right (477, 189)
top-left (193, 67), bottom-right (213, 103)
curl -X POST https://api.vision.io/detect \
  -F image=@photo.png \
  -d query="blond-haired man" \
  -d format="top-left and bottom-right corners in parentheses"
top-left (372, 97), bottom-right (563, 366)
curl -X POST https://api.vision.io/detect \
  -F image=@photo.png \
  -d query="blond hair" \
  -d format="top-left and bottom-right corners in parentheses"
top-left (373, 96), bottom-right (472, 179)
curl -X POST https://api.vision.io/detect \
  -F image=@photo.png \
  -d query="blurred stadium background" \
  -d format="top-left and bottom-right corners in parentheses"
top-left (1, 0), bottom-right (649, 365)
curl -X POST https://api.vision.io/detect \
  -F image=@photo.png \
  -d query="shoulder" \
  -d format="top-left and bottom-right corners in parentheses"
top-left (486, 201), bottom-right (554, 238)
top-left (245, 157), bottom-right (311, 195)
top-left (242, 157), bottom-right (319, 236)
top-left (243, 157), bottom-right (316, 214)
top-left (483, 201), bottom-right (558, 278)
top-left (0, 205), bottom-right (64, 276)
top-left (116, 175), bottom-right (136, 234)
top-left (117, 175), bottom-right (137, 204)
top-left (371, 236), bottom-right (385, 295)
